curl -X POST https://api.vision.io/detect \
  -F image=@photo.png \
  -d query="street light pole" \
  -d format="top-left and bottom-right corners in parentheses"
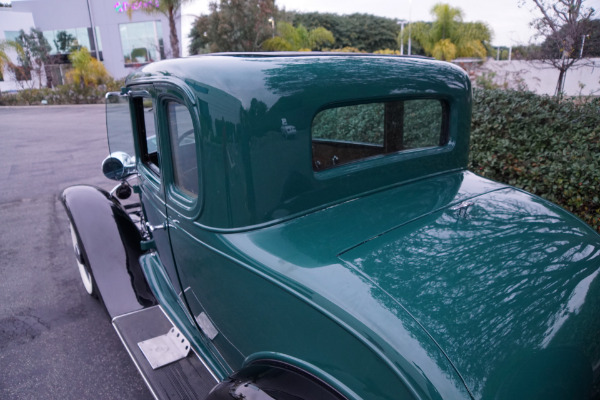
top-left (85, 0), bottom-right (100, 60)
top-left (397, 20), bottom-right (406, 55)
top-left (408, 0), bottom-right (412, 56)
top-left (268, 17), bottom-right (275, 38)
top-left (580, 34), bottom-right (589, 58)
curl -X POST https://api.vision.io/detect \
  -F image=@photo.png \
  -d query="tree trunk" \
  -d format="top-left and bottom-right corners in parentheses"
top-left (555, 69), bottom-right (566, 97)
top-left (169, 7), bottom-right (180, 58)
top-left (44, 64), bottom-right (53, 88)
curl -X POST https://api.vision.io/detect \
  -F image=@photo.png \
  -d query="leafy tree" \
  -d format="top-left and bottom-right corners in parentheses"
top-left (579, 19), bottom-right (600, 57)
top-left (0, 39), bottom-right (31, 84)
top-left (374, 49), bottom-right (401, 55)
top-left (262, 22), bottom-right (334, 51)
top-left (329, 46), bottom-right (365, 53)
top-left (408, 3), bottom-right (492, 61)
top-left (291, 13), bottom-right (400, 52)
top-left (540, 18), bottom-right (600, 58)
top-left (525, 0), bottom-right (595, 95)
top-left (53, 31), bottom-right (79, 54)
top-left (189, 0), bottom-right (276, 54)
top-left (12, 28), bottom-right (52, 88)
top-left (66, 47), bottom-right (110, 89)
top-left (510, 44), bottom-right (542, 60)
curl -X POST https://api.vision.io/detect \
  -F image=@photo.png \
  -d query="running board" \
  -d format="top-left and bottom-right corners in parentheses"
top-left (113, 306), bottom-right (218, 400)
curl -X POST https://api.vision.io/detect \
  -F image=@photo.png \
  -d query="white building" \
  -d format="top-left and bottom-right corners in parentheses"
top-left (1, 0), bottom-right (197, 91)
top-left (0, 8), bottom-right (36, 91)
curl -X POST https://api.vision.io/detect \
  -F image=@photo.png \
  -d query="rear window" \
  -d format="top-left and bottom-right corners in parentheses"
top-left (312, 99), bottom-right (447, 171)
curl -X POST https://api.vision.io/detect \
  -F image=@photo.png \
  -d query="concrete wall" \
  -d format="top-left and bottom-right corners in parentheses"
top-left (481, 58), bottom-right (600, 96)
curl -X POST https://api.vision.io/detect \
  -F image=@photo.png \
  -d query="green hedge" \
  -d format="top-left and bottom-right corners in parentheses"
top-left (0, 80), bottom-right (125, 106)
top-left (469, 88), bottom-right (600, 233)
top-left (2, 84), bottom-right (598, 233)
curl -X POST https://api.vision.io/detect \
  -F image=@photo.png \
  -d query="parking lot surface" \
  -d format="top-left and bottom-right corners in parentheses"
top-left (0, 105), bottom-right (151, 399)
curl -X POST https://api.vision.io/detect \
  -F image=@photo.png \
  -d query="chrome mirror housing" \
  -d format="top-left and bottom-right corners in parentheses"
top-left (102, 151), bottom-right (136, 181)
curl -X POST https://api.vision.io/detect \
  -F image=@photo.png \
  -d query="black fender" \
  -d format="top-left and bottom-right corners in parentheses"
top-left (61, 185), bottom-right (156, 318)
top-left (206, 360), bottom-right (347, 400)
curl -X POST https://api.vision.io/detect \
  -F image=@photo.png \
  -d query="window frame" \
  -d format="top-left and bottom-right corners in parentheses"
top-left (311, 97), bottom-right (450, 172)
top-left (165, 100), bottom-right (200, 199)
top-left (155, 86), bottom-right (203, 219)
top-left (132, 94), bottom-right (161, 177)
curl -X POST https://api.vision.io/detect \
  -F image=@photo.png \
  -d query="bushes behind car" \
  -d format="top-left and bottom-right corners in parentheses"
top-left (1, 82), bottom-right (597, 233)
top-left (0, 79), bottom-right (125, 106)
top-left (469, 88), bottom-right (600, 233)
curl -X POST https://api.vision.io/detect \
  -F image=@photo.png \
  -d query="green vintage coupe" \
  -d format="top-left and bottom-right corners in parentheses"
top-left (62, 53), bottom-right (600, 400)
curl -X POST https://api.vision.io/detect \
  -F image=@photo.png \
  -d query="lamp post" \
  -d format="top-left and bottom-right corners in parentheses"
top-left (397, 19), bottom-right (407, 55)
top-left (85, 0), bottom-right (100, 60)
top-left (408, 0), bottom-right (412, 55)
top-left (580, 34), bottom-right (589, 58)
top-left (268, 17), bottom-right (275, 38)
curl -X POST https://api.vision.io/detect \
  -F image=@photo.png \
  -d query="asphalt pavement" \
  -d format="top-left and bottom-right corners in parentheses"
top-left (0, 105), bottom-right (152, 399)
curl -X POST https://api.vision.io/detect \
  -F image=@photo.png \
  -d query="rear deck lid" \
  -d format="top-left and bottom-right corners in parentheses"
top-left (339, 188), bottom-right (600, 399)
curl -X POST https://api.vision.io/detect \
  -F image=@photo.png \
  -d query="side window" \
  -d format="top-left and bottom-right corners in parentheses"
top-left (312, 99), bottom-right (447, 171)
top-left (134, 97), bottom-right (160, 175)
top-left (167, 102), bottom-right (199, 196)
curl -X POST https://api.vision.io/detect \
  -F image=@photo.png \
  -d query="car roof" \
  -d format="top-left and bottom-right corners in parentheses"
top-left (126, 53), bottom-right (472, 230)
top-left (127, 52), bottom-right (468, 108)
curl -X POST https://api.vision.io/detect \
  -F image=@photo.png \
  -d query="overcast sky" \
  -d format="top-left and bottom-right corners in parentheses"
top-left (7, 0), bottom-right (599, 48)
top-left (184, 0), bottom-right (600, 47)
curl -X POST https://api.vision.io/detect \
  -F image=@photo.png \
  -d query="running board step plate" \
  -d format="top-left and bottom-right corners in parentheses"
top-left (113, 306), bottom-right (217, 400)
top-left (138, 326), bottom-right (191, 369)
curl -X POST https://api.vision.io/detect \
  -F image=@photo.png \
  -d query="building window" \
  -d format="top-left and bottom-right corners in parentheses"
top-left (41, 27), bottom-right (103, 59)
top-left (119, 21), bottom-right (164, 67)
top-left (4, 30), bottom-right (20, 42)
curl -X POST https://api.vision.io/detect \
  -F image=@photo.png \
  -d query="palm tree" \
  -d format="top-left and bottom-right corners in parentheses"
top-left (0, 40), bottom-right (12, 73)
top-left (408, 3), bottom-right (492, 61)
top-left (0, 38), bottom-right (32, 84)
top-left (262, 22), bottom-right (334, 51)
top-left (153, 0), bottom-right (189, 57)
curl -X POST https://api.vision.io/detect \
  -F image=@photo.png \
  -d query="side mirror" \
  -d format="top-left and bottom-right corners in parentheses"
top-left (102, 151), bottom-right (136, 181)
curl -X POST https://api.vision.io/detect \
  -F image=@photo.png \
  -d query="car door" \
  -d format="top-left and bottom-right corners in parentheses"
top-left (130, 86), bottom-right (182, 296)
top-left (155, 83), bottom-right (243, 371)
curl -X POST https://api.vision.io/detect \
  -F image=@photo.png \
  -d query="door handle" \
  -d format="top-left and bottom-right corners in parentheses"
top-left (145, 219), bottom-right (179, 233)
top-left (145, 222), bottom-right (166, 232)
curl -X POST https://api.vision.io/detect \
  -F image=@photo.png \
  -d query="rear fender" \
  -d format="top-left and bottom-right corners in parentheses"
top-left (61, 185), bottom-right (156, 318)
top-left (206, 360), bottom-right (348, 400)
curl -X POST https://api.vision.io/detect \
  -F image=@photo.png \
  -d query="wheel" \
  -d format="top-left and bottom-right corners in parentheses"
top-left (69, 222), bottom-right (99, 298)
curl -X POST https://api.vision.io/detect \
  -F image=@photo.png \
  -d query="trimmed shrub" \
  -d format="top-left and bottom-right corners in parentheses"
top-left (0, 79), bottom-right (125, 106)
top-left (470, 88), bottom-right (600, 233)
